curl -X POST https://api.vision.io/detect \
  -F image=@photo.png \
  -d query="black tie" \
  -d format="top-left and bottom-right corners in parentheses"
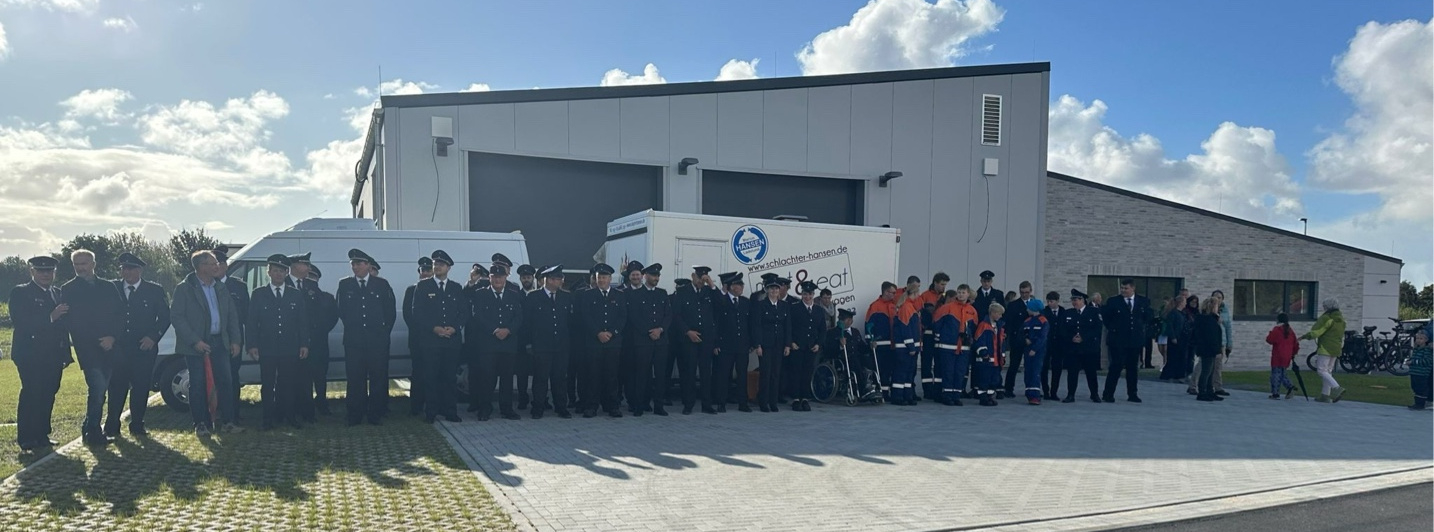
top-left (497, 291), bottom-right (502, 301)
top-left (127, 285), bottom-right (135, 300)
top-left (275, 287), bottom-right (282, 299)
top-left (360, 279), bottom-right (367, 290)
top-left (550, 291), bottom-right (555, 301)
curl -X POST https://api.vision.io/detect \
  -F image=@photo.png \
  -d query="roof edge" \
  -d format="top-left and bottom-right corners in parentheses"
top-left (381, 62), bottom-right (1051, 109)
top-left (1046, 171), bottom-right (1403, 265)
top-left (350, 108), bottom-right (385, 207)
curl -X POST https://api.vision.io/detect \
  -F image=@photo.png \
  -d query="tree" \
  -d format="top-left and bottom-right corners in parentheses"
top-left (0, 256), bottom-right (30, 294)
top-left (169, 228), bottom-right (221, 275)
top-left (59, 234), bottom-right (121, 280)
top-left (111, 231), bottom-right (183, 289)
top-left (1400, 281), bottom-right (1420, 308)
top-left (1420, 284), bottom-right (1434, 312)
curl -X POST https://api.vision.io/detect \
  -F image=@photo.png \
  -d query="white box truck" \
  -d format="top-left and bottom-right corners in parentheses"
top-left (155, 218), bottom-right (529, 409)
top-left (599, 210), bottom-right (900, 326)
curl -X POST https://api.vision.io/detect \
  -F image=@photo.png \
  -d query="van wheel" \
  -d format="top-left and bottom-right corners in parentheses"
top-left (159, 359), bottom-right (191, 411)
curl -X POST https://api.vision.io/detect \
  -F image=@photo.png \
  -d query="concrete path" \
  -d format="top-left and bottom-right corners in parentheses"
top-left (439, 381), bottom-right (1433, 531)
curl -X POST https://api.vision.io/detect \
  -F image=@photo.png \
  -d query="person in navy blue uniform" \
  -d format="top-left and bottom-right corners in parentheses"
top-left (1041, 291), bottom-right (1066, 401)
top-left (672, 266), bottom-right (718, 415)
top-left (336, 248), bottom-right (397, 425)
top-left (284, 253), bottom-right (327, 419)
top-left (752, 278), bottom-right (792, 412)
top-left (403, 257), bottom-right (434, 416)
top-left (61, 249), bottom-right (125, 447)
top-left (524, 265), bottom-right (573, 419)
top-left (623, 263), bottom-right (668, 416)
top-left (827, 308), bottom-right (876, 399)
top-left (788, 281), bottom-right (828, 412)
top-left (1102, 279), bottom-right (1150, 403)
top-left (104, 252), bottom-right (170, 439)
top-left (298, 263), bottom-right (339, 419)
top-left (9, 256), bottom-right (72, 451)
top-left (712, 272), bottom-right (752, 413)
top-left (514, 262), bottom-right (538, 410)
top-left (468, 263), bottom-right (526, 421)
top-left (247, 255), bottom-right (312, 430)
top-left (1061, 289), bottom-right (1104, 403)
top-left (1001, 281), bottom-right (1036, 398)
top-left (412, 250), bottom-right (469, 422)
top-left (212, 246), bottom-right (250, 420)
top-left (576, 263), bottom-right (626, 418)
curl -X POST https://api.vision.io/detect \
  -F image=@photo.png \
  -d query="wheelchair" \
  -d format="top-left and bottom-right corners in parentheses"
top-left (811, 341), bottom-right (884, 406)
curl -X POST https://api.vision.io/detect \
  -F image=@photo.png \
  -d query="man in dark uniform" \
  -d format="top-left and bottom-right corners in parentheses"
top-left (336, 248), bottom-right (397, 425)
top-left (104, 252), bottom-right (170, 439)
top-left (524, 265), bottom-right (573, 419)
top-left (247, 254), bottom-right (311, 430)
top-left (672, 266), bottom-right (717, 415)
top-left (412, 250), bottom-right (469, 422)
top-left (9, 256), bottom-right (72, 451)
top-left (972, 270), bottom-right (1002, 324)
top-left (788, 281), bottom-right (828, 412)
top-left (828, 308), bottom-right (876, 399)
top-left (403, 257), bottom-right (434, 416)
top-left (777, 277), bottom-right (801, 402)
top-left (750, 273), bottom-right (778, 304)
top-left (62, 249), bottom-right (125, 447)
top-left (467, 263), bottom-right (490, 290)
top-left (712, 272), bottom-right (751, 412)
top-left (655, 278), bottom-right (691, 413)
top-left (469, 263), bottom-right (525, 421)
top-left (1062, 289), bottom-right (1104, 403)
top-left (1041, 291), bottom-right (1066, 401)
top-left (1101, 278), bottom-right (1149, 403)
top-left (1002, 281), bottom-right (1036, 398)
top-left (213, 246), bottom-right (250, 420)
top-left (285, 253), bottom-right (331, 419)
top-left (300, 264), bottom-right (339, 418)
top-left (577, 263), bottom-right (626, 418)
top-left (623, 263), bottom-right (668, 416)
top-left (514, 263), bottom-right (538, 410)
top-left (567, 272), bottom-right (591, 412)
top-left (752, 278), bottom-right (792, 412)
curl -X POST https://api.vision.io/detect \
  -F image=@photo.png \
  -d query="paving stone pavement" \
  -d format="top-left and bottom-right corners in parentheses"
top-left (440, 381), bottom-right (1433, 532)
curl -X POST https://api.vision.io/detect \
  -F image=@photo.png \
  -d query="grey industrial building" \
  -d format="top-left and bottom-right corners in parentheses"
top-left (353, 61), bottom-right (1401, 368)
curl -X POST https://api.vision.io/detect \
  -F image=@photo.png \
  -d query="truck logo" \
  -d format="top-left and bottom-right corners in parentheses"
top-left (731, 225), bottom-right (768, 265)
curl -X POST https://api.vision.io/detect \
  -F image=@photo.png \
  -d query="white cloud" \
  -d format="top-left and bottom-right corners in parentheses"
top-left (354, 79), bottom-right (437, 98)
top-left (0, 21), bottom-right (9, 61)
top-left (600, 63), bottom-right (666, 87)
top-left (796, 0), bottom-right (1004, 75)
top-left (137, 89), bottom-right (292, 178)
top-left (1048, 94), bottom-right (1303, 223)
top-left (203, 220), bottom-right (233, 231)
top-left (60, 88), bottom-right (133, 124)
top-left (1307, 19), bottom-right (1432, 223)
top-left (715, 59), bottom-right (760, 81)
top-left (101, 16), bottom-right (134, 32)
top-left (322, 93), bottom-right (336, 100)
top-left (0, 0), bottom-right (101, 13)
top-left (461, 83), bottom-right (491, 92)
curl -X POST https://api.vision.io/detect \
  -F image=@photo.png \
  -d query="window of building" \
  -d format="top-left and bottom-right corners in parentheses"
top-left (1233, 280), bottom-right (1316, 321)
top-left (1086, 276), bottom-right (1184, 305)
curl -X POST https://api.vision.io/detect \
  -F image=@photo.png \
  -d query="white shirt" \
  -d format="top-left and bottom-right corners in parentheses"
top-left (124, 281), bottom-right (141, 299)
top-left (271, 283), bottom-right (285, 299)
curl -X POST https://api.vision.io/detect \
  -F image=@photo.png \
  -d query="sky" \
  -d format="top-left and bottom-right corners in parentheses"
top-left (0, 0), bottom-right (1430, 285)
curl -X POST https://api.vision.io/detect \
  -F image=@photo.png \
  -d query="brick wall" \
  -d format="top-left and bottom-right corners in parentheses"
top-left (1042, 175), bottom-right (1367, 369)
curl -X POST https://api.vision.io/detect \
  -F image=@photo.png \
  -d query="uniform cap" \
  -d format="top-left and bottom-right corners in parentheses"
top-left (349, 248), bottom-right (376, 264)
top-left (490, 264), bottom-right (509, 276)
top-left (288, 252), bottom-right (313, 265)
top-left (674, 278), bottom-right (692, 288)
top-left (765, 279), bottom-right (783, 289)
top-left (471, 263), bottom-right (489, 276)
top-left (517, 264), bottom-right (536, 276)
top-left (266, 254), bottom-right (292, 269)
top-left (417, 256), bottom-right (434, 270)
top-left (429, 250), bottom-right (454, 266)
top-left (213, 245), bottom-right (231, 263)
top-left (692, 265), bottom-right (712, 276)
top-left (625, 260), bottom-right (645, 274)
top-left (642, 263), bottom-right (663, 276)
top-left (979, 270), bottom-right (995, 280)
top-left (27, 256), bottom-right (58, 270)
top-left (591, 263), bottom-right (615, 276)
top-left (838, 308), bottom-right (856, 320)
top-left (778, 277), bottom-right (792, 287)
top-left (308, 265), bottom-right (323, 280)
top-left (491, 253), bottom-right (513, 268)
top-left (117, 252), bottom-right (147, 268)
top-left (1070, 289), bottom-right (1087, 300)
top-left (760, 273), bottom-right (780, 282)
top-left (539, 264), bottom-right (565, 279)
top-left (798, 281), bottom-right (818, 294)
top-left (719, 272), bottom-right (744, 286)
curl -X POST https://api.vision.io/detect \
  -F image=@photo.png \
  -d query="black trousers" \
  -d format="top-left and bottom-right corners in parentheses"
top-left (345, 342), bottom-right (390, 422)
top-left (713, 347), bottom-right (749, 406)
top-left (1103, 346), bottom-right (1142, 399)
top-left (791, 346), bottom-right (818, 401)
top-left (105, 344), bottom-right (157, 432)
top-left (473, 348), bottom-right (517, 414)
top-left (1003, 332), bottom-right (1025, 393)
top-left (567, 341), bottom-right (585, 409)
top-left (1142, 338), bottom-right (1155, 367)
top-left (757, 347), bottom-right (783, 408)
top-left (678, 340), bottom-right (713, 408)
top-left (921, 333), bottom-right (938, 398)
top-left (706, 348), bottom-right (733, 407)
top-left (407, 338), bottom-right (425, 415)
top-left (514, 346), bottom-right (532, 406)
top-left (1043, 346), bottom-right (1064, 397)
top-left (1065, 349), bottom-right (1100, 398)
top-left (580, 342), bottom-right (622, 412)
top-left (623, 341), bottom-right (657, 413)
top-left (651, 343), bottom-right (675, 409)
top-left (14, 355), bottom-right (64, 446)
top-left (422, 344), bottom-right (461, 417)
top-left (531, 349), bottom-right (567, 413)
top-left (230, 325), bottom-right (244, 417)
top-left (260, 355), bottom-right (304, 424)
top-left (304, 348), bottom-right (330, 416)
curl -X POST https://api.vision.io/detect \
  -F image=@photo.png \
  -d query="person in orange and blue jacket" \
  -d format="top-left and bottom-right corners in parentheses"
top-left (973, 302), bottom-right (1006, 406)
top-left (890, 287), bottom-right (923, 405)
top-left (864, 282), bottom-right (900, 400)
top-left (918, 273), bottom-right (949, 401)
top-left (932, 285), bottom-right (979, 406)
top-left (1021, 298), bottom-right (1049, 405)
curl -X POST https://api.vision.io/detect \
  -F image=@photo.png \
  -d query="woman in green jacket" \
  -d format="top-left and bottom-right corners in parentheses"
top-left (1301, 298), bottom-right (1346, 402)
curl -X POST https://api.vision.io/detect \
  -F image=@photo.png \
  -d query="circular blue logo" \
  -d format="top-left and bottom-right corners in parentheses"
top-left (731, 225), bottom-right (768, 265)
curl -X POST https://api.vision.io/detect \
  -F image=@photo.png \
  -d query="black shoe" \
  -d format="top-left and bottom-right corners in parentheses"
top-left (424, 415), bottom-right (437, 424)
top-left (759, 404), bottom-right (770, 412)
top-left (583, 409), bottom-right (598, 419)
top-left (1127, 396), bottom-right (1142, 403)
top-left (444, 414), bottom-right (464, 422)
top-left (1215, 390), bottom-right (1230, 397)
top-left (103, 427), bottom-right (120, 439)
top-left (466, 404), bottom-right (482, 413)
top-left (83, 435), bottom-right (111, 447)
top-left (555, 409), bottom-right (572, 419)
top-left (517, 399), bottom-right (530, 411)
top-left (702, 407), bottom-right (718, 414)
top-left (652, 406), bottom-right (668, 416)
top-left (1062, 396), bottom-right (1075, 404)
top-left (1101, 396), bottom-right (1115, 403)
top-left (1187, 389), bottom-right (1198, 395)
top-left (790, 400), bottom-right (801, 410)
top-left (630, 409), bottom-right (643, 417)
top-left (737, 404), bottom-right (752, 412)
top-left (502, 411), bottom-right (521, 421)
top-left (803, 400), bottom-right (814, 411)
top-left (1196, 394), bottom-right (1216, 402)
top-left (1211, 395), bottom-right (1224, 401)
top-left (1408, 403), bottom-right (1427, 411)
top-left (1090, 395), bottom-right (1102, 403)
top-left (476, 412), bottom-right (491, 421)
top-left (608, 410), bottom-right (623, 418)
top-left (290, 419), bottom-right (305, 430)
top-left (682, 406), bottom-right (694, 415)
top-left (130, 425), bottom-right (150, 438)
top-left (716, 405), bottom-right (727, 413)
top-left (770, 403), bottom-right (780, 412)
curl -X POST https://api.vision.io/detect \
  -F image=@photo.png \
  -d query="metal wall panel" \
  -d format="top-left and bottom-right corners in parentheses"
top-left (716, 91), bottom-right (764, 170)
top-left (806, 85), bottom-right (852, 176)
top-left (762, 89), bottom-right (809, 172)
top-left (514, 101), bottom-right (569, 155)
top-left (567, 99), bottom-right (620, 159)
top-left (620, 97), bottom-right (670, 162)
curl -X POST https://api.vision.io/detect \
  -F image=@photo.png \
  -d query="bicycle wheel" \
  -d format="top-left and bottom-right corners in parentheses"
top-left (1308, 352), bottom-right (1322, 372)
top-left (1337, 351), bottom-right (1358, 373)
top-left (1386, 345), bottom-right (1412, 377)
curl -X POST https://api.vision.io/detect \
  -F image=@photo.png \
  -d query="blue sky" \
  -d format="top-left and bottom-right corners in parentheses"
top-left (0, 0), bottom-right (1429, 284)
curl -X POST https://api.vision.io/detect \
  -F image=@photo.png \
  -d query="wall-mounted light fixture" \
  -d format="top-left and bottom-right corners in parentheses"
top-left (878, 171), bottom-right (903, 187)
top-left (678, 157), bottom-right (699, 175)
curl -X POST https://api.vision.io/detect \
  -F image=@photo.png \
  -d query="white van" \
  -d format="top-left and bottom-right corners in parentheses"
top-left (155, 218), bottom-right (529, 409)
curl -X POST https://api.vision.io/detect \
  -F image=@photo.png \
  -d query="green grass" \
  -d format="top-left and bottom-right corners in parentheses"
top-left (1220, 370), bottom-right (1416, 407)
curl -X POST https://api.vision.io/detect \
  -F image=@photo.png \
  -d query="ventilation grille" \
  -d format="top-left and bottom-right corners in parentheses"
top-left (981, 94), bottom-right (1002, 146)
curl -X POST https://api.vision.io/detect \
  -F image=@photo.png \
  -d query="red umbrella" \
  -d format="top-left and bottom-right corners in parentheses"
top-left (204, 355), bottom-right (218, 425)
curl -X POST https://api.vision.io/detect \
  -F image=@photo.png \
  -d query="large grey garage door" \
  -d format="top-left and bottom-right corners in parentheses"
top-left (469, 152), bottom-right (662, 268)
top-left (702, 170), bottom-right (864, 225)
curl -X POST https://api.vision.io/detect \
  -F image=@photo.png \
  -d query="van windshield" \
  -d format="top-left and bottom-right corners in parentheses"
top-left (228, 261), bottom-right (269, 290)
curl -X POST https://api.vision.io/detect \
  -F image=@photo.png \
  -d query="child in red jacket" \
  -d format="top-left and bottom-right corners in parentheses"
top-left (1265, 313), bottom-right (1300, 399)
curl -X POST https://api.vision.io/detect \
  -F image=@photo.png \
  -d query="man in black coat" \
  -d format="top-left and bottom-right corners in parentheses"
top-left (751, 279), bottom-right (792, 412)
top-left (213, 246), bottom-right (250, 420)
top-left (1041, 291), bottom-right (1066, 401)
top-left (402, 257), bottom-right (434, 416)
top-left (712, 273), bottom-right (752, 412)
top-left (622, 263), bottom-right (668, 416)
top-left (468, 263), bottom-right (525, 421)
top-left (671, 265), bottom-right (718, 415)
top-left (9, 256), bottom-right (72, 451)
top-left (524, 265), bottom-right (573, 419)
top-left (1101, 279), bottom-right (1149, 403)
top-left (972, 270), bottom-right (1002, 323)
top-left (298, 264), bottom-right (339, 418)
top-left (576, 263), bottom-right (626, 418)
top-left (62, 249), bottom-right (125, 447)
top-left (336, 248), bottom-right (397, 425)
top-left (787, 281), bottom-right (828, 412)
top-left (411, 250), bottom-right (469, 423)
top-left (247, 255), bottom-right (312, 430)
top-left (1002, 281), bottom-right (1036, 398)
top-left (105, 252), bottom-right (170, 438)
top-left (1062, 289), bottom-right (1104, 403)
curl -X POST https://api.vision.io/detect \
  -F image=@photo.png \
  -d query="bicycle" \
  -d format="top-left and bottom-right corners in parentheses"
top-left (1378, 317), bottom-right (1414, 377)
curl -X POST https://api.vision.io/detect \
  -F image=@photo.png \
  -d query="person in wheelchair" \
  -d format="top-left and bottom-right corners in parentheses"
top-left (822, 308), bottom-right (880, 402)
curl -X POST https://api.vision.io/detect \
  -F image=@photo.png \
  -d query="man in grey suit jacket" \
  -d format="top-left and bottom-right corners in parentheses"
top-left (170, 250), bottom-right (244, 437)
